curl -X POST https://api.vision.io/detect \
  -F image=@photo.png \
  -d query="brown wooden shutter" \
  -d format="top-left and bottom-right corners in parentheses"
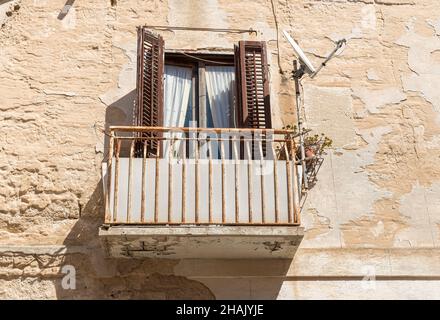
top-left (135, 27), bottom-right (164, 155)
top-left (235, 41), bottom-right (272, 129)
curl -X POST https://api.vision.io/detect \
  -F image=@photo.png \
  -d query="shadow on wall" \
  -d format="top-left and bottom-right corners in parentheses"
top-left (173, 258), bottom-right (294, 300)
top-left (55, 90), bottom-right (214, 299)
top-left (102, 89), bottom-right (136, 157)
top-left (56, 90), bottom-right (292, 299)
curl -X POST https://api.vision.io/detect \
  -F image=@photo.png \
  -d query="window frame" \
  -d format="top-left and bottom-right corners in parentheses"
top-left (135, 27), bottom-right (272, 133)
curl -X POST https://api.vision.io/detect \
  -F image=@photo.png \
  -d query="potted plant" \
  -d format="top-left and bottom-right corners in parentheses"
top-left (276, 125), bottom-right (333, 160)
top-left (276, 124), bottom-right (333, 189)
top-left (302, 133), bottom-right (333, 160)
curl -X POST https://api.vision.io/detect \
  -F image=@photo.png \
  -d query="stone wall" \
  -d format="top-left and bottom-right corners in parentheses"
top-left (0, 0), bottom-right (439, 299)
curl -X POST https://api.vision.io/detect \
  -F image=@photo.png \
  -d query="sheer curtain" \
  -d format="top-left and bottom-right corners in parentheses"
top-left (205, 66), bottom-right (236, 128)
top-left (163, 65), bottom-right (192, 158)
top-left (205, 66), bottom-right (236, 159)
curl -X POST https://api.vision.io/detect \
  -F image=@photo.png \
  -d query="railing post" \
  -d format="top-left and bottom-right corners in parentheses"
top-left (104, 130), bottom-right (114, 223)
top-left (246, 140), bottom-right (253, 224)
top-left (284, 143), bottom-right (293, 224)
top-left (141, 139), bottom-right (147, 223)
top-left (181, 137), bottom-right (186, 223)
top-left (113, 139), bottom-right (121, 223)
top-left (154, 138), bottom-right (161, 223)
top-left (127, 140), bottom-right (135, 223)
top-left (194, 127), bottom-right (200, 224)
top-left (220, 136), bottom-right (226, 223)
top-left (258, 132), bottom-right (266, 224)
top-left (291, 137), bottom-right (301, 225)
top-left (233, 134), bottom-right (240, 224)
top-left (272, 135), bottom-right (279, 223)
top-left (168, 136), bottom-right (174, 223)
top-left (208, 136), bottom-right (213, 223)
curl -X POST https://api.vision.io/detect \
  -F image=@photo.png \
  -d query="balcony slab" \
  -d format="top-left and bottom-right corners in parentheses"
top-left (99, 225), bottom-right (304, 259)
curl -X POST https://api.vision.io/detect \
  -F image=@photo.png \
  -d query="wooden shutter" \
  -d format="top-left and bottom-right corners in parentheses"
top-left (235, 41), bottom-right (272, 129)
top-left (135, 27), bottom-right (164, 155)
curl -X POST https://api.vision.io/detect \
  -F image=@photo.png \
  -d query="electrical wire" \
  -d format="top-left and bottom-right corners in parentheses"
top-left (143, 25), bottom-right (257, 35)
top-left (270, 0), bottom-right (284, 74)
top-left (179, 52), bottom-right (233, 65)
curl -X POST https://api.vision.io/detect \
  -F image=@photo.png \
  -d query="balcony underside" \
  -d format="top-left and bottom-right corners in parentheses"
top-left (99, 225), bottom-right (304, 259)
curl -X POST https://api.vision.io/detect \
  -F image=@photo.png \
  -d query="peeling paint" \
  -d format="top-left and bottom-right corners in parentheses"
top-left (352, 87), bottom-right (406, 115)
top-left (396, 19), bottom-right (440, 121)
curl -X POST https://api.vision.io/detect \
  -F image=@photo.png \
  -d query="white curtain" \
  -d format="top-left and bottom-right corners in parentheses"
top-left (205, 66), bottom-right (236, 128)
top-left (205, 66), bottom-right (236, 159)
top-left (163, 65), bottom-right (192, 158)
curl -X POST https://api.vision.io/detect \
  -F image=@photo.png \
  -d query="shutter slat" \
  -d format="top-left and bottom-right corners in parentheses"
top-left (235, 41), bottom-right (271, 158)
top-left (135, 27), bottom-right (164, 156)
top-left (235, 41), bottom-right (271, 129)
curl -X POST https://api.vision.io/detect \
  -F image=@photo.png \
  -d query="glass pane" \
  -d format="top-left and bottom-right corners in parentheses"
top-left (184, 86), bottom-right (193, 127)
top-left (206, 94), bottom-right (214, 128)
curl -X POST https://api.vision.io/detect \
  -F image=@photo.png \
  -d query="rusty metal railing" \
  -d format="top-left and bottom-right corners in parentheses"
top-left (103, 126), bottom-right (301, 226)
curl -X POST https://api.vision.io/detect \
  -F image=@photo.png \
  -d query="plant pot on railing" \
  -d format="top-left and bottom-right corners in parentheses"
top-left (305, 147), bottom-right (315, 159)
top-left (281, 125), bottom-right (333, 191)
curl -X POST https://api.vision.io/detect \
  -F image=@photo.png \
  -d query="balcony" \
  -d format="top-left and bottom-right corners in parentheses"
top-left (99, 126), bottom-right (304, 259)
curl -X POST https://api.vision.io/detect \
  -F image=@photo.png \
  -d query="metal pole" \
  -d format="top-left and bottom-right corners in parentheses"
top-left (293, 60), bottom-right (308, 191)
top-left (310, 39), bottom-right (346, 79)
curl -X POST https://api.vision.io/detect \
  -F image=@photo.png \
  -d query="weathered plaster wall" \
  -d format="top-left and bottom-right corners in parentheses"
top-left (1, 0), bottom-right (440, 299)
